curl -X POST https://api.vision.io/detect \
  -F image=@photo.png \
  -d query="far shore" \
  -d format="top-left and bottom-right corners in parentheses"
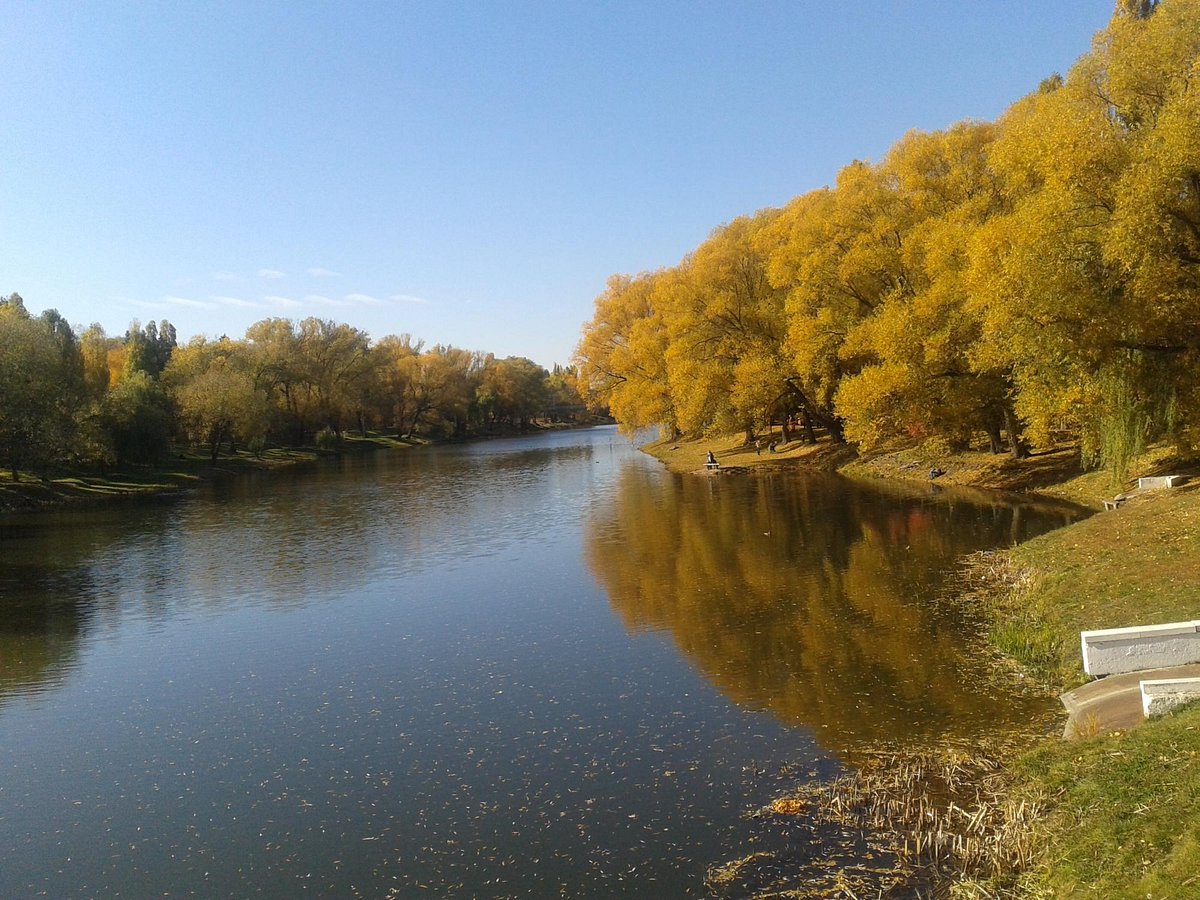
top-left (0, 418), bottom-right (612, 517)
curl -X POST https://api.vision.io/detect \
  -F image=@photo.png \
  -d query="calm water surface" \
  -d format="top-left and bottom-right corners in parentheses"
top-left (0, 428), bottom-right (1082, 897)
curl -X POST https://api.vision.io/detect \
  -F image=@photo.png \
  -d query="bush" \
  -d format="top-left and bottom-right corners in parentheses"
top-left (314, 426), bottom-right (339, 451)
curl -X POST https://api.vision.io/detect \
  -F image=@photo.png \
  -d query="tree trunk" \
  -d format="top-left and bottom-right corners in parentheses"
top-left (1003, 404), bottom-right (1029, 459)
top-left (986, 421), bottom-right (1004, 455)
top-left (781, 417), bottom-right (792, 443)
top-left (802, 410), bottom-right (816, 444)
top-left (827, 417), bottom-right (846, 445)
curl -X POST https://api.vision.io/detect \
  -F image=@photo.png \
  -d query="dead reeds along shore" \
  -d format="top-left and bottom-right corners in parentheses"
top-left (708, 738), bottom-right (1055, 899)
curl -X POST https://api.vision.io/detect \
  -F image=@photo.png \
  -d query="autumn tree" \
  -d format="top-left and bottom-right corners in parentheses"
top-left (575, 272), bottom-right (677, 436)
top-left (657, 212), bottom-right (793, 442)
top-left (0, 296), bottom-right (72, 478)
top-left (372, 334), bottom-right (423, 436)
top-left (763, 166), bottom-right (908, 444)
top-left (163, 337), bottom-right (269, 462)
top-left (477, 356), bottom-right (549, 427)
top-left (832, 122), bottom-right (1027, 455)
top-left (968, 0), bottom-right (1200, 473)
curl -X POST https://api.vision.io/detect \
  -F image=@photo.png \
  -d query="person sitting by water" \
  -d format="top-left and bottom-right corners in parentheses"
top-left (706, 450), bottom-right (717, 466)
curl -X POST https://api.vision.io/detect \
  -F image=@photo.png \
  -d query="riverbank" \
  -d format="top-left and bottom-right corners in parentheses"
top-left (0, 434), bottom-right (420, 516)
top-left (647, 433), bottom-right (1200, 895)
top-left (970, 479), bottom-right (1200, 897)
top-left (0, 419), bottom-right (612, 517)
top-left (643, 430), bottom-right (1190, 508)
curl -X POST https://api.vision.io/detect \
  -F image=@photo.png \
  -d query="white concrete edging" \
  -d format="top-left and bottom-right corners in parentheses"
top-left (1141, 677), bottom-right (1200, 718)
top-left (1137, 475), bottom-right (1185, 490)
top-left (1082, 620), bottom-right (1200, 677)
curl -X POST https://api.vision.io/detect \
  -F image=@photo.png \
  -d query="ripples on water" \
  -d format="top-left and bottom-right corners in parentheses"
top-left (0, 428), bottom-right (1084, 896)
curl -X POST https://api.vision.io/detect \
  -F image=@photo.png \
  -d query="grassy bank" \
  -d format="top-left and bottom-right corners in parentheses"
top-left (642, 429), bottom-right (856, 475)
top-left (0, 433), bottom-right (420, 516)
top-left (0, 420), bottom-right (604, 516)
top-left (644, 433), bottom-right (1200, 895)
top-left (975, 479), bottom-right (1200, 897)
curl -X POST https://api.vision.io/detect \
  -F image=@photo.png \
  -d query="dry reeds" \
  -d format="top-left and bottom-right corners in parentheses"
top-left (707, 738), bottom-right (1053, 898)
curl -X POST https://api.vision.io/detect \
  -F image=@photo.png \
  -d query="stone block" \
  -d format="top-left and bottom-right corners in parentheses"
top-left (1137, 475), bottom-right (1185, 490)
top-left (1140, 677), bottom-right (1200, 717)
top-left (1081, 621), bottom-right (1200, 676)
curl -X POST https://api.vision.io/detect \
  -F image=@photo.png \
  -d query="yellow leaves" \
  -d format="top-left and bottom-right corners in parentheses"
top-left (574, 0), bottom-right (1200, 465)
top-left (1108, 79), bottom-right (1200, 315)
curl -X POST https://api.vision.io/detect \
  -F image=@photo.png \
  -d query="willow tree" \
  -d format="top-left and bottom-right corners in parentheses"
top-left (1103, 0), bottom-right (1200, 454)
top-left (833, 122), bottom-right (1026, 455)
top-left (574, 271), bottom-right (677, 436)
top-left (764, 160), bottom-right (916, 444)
top-left (968, 0), bottom-right (1200, 473)
top-left (652, 212), bottom-right (791, 442)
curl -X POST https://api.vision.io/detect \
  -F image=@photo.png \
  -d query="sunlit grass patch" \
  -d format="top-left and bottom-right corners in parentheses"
top-left (1016, 702), bottom-right (1200, 898)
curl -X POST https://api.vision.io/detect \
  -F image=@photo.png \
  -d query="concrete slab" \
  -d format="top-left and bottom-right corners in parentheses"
top-left (1081, 620), bottom-right (1200, 676)
top-left (1137, 475), bottom-right (1185, 490)
top-left (1141, 677), bottom-right (1200, 717)
top-left (1061, 663), bottom-right (1200, 738)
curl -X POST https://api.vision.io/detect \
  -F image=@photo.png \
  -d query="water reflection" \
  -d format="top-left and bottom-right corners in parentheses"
top-left (586, 466), bottom-right (1084, 748)
top-left (0, 432), bottom-right (612, 707)
top-left (0, 431), bottom-right (1089, 897)
top-left (0, 602), bottom-right (87, 708)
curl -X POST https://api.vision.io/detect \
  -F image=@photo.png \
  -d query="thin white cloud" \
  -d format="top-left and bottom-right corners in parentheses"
top-left (389, 293), bottom-right (430, 305)
top-left (264, 295), bottom-right (301, 308)
top-left (345, 293), bottom-right (382, 306)
top-left (258, 268), bottom-right (287, 280)
top-left (163, 295), bottom-right (217, 309)
top-left (210, 295), bottom-right (260, 308)
top-left (304, 294), bottom-right (348, 307)
top-left (307, 267), bottom-right (340, 278)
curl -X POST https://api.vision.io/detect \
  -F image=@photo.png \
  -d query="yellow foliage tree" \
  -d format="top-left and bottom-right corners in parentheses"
top-left (575, 271), bottom-right (677, 436)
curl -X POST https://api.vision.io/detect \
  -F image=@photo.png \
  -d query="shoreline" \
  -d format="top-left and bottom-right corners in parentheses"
top-left (9, 424), bottom-right (1197, 892)
top-left (646, 432), bottom-right (1200, 895)
top-left (642, 430), bottom-right (1120, 507)
top-left (0, 420), bottom-right (615, 518)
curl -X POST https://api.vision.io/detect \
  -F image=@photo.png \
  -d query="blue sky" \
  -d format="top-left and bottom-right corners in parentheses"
top-left (2, 1), bottom-right (1113, 368)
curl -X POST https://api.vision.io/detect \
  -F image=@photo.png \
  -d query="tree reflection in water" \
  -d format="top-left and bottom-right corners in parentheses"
top-left (586, 467), bottom-right (1083, 749)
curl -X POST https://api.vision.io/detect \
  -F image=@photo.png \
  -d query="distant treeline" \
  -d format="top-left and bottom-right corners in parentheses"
top-left (575, 0), bottom-right (1200, 476)
top-left (0, 293), bottom-right (584, 478)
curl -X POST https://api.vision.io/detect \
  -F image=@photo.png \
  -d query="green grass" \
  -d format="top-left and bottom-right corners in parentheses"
top-left (993, 485), bottom-right (1200, 686)
top-left (1015, 702), bottom-right (1200, 898)
top-left (966, 478), bottom-right (1200, 896)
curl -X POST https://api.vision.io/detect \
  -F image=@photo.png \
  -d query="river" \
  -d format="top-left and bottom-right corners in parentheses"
top-left (0, 426), bottom-right (1082, 897)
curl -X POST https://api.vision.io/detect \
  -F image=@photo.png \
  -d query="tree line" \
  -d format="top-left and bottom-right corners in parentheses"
top-left (574, 0), bottom-right (1199, 476)
top-left (0, 293), bottom-right (582, 479)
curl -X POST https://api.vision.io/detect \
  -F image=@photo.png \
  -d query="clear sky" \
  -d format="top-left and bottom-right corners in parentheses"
top-left (2, 1), bottom-right (1113, 369)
